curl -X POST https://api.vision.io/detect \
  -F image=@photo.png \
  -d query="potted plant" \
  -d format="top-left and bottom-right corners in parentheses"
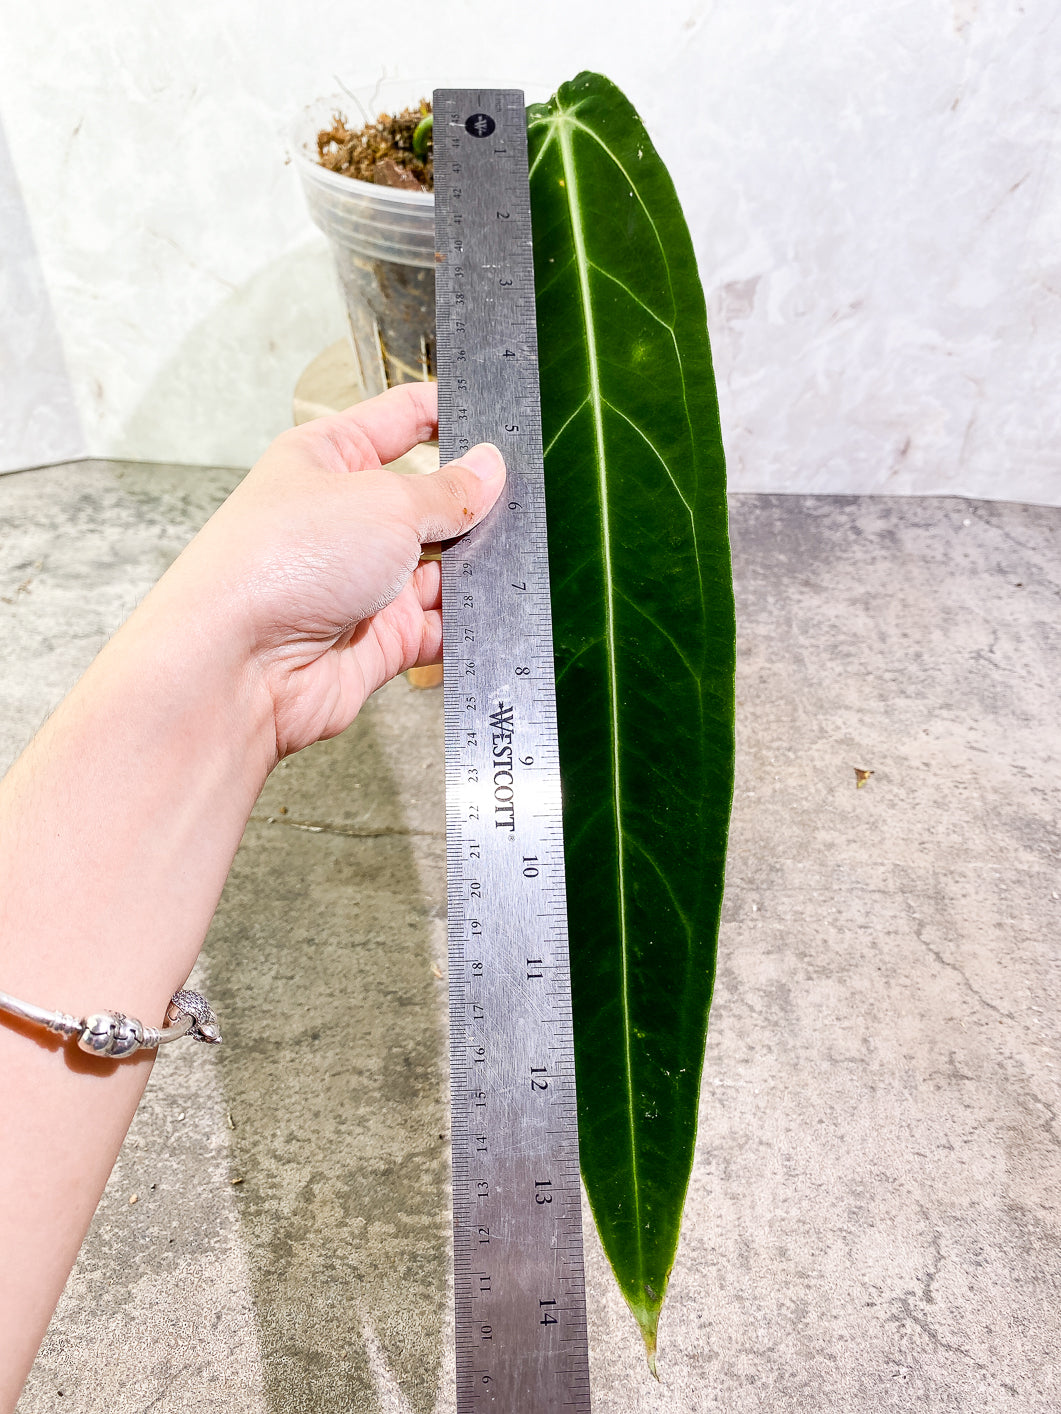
top-left (291, 84), bottom-right (437, 400)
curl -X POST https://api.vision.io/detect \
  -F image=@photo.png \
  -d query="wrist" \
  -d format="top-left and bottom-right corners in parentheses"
top-left (124, 557), bottom-right (282, 770)
top-left (0, 585), bottom-right (277, 1020)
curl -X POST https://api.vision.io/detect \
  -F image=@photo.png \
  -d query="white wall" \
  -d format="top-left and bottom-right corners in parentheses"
top-left (1, 0), bottom-right (1058, 503)
top-left (0, 118), bottom-right (84, 468)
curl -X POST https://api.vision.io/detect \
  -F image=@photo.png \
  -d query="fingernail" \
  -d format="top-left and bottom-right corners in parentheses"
top-left (463, 442), bottom-right (506, 481)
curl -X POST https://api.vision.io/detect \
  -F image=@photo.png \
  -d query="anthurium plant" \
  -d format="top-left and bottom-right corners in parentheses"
top-left (527, 72), bottom-right (736, 1371)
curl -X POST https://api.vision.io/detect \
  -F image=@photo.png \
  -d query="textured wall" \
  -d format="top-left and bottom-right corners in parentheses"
top-left (0, 119), bottom-right (84, 471)
top-left (0, 0), bottom-right (1058, 501)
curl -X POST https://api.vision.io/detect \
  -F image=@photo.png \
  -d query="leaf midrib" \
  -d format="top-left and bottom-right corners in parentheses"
top-left (555, 112), bottom-right (644, 1270)
top-left (565, 112), bottom-right (706, 611)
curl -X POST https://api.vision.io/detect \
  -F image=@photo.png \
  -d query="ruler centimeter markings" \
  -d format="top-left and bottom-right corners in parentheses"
top-left (434, 89), bottom-right (592, 1413)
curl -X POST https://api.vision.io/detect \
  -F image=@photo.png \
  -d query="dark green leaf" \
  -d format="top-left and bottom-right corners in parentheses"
top-left (527, 72), bottom-right (736, 1369)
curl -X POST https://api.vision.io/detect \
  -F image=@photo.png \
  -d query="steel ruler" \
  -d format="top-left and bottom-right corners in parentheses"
top-left (433, 88), bottom-right (592, 1412)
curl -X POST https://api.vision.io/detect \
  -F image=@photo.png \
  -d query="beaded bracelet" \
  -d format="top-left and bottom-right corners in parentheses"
top-left (0, 986), bottom-right (221, 1057)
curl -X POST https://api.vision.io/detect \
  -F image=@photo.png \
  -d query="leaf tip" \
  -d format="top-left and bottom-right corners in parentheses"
top-left (644, 1328), bottom-right (660, 1380)
top-left (630, 1293), bottom-right (661, 1379)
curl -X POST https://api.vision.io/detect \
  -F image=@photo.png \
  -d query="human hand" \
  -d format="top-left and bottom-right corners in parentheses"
top-left (145, 381), bottom-right (505, 760)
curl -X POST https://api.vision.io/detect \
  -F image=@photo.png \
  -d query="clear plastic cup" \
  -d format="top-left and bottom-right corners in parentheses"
top-left (291, 85), bottom-right (436, 398)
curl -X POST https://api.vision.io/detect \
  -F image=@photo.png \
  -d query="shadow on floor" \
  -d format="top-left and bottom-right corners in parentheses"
top-left (206, 706), bottom-right (450, 1413)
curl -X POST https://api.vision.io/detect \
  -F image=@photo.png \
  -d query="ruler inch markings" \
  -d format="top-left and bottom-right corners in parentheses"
top-left (435, 87), bottom-right (591, 1414)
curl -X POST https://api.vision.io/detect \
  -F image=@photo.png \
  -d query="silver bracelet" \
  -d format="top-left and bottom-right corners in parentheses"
top-left (0, 986), bottom-right (221, 1058)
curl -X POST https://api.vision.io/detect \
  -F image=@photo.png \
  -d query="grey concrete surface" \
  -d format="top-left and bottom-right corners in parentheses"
top-left (2, 461), bottom-right (1059, 1412)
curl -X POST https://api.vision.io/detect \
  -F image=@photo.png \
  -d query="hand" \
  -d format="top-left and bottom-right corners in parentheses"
top-left (149, 381), bottom-right (506, 760)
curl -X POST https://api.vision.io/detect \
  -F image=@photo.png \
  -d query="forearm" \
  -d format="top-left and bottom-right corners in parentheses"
top-left (0, 584), bottom-right (274, 1406)
top-left (0, 384), bottom-right (503, 1405)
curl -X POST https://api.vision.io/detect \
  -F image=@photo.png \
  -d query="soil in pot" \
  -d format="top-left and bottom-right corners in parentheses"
top-left (317, 105), bottom-right (435, 191)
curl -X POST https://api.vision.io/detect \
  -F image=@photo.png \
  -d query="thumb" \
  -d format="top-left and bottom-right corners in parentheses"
top-left (403, 442), bottom-right (507, 545)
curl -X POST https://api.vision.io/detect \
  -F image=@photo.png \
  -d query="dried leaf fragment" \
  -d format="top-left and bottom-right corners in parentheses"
top-left (854, 768), bottom-right (874, 789)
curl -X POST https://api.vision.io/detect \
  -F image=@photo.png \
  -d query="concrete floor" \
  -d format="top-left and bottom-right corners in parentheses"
top-left (2, 461), bottom-right (1059, 1412)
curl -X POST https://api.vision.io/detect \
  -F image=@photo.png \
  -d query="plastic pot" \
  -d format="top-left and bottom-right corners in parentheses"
top-left (291, 87), bottom-right (435, 398)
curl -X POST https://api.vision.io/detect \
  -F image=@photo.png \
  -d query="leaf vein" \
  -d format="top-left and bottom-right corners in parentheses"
top-left (614, 587), bottom-right (700, 684)
top-left (543, 398), bottom-right (590, 459)
top-left (563, 116), bottom-right (671, 302)
top-left (536, 254), bottom-right (577, 300)
top-left (625, 834), bottom-right (696, 951)
top-left (556, 114), bottom-right (645, 1269)
top-left (527, 123), bottom-right (558, 179)
top-left (587, 260), bottom-right (675, 332)
top-left (554, 634), bottom-right (605, 685)
top-left (560, 107), bottom-right (706, 615)
top-left (601, 397), bottom-right (696, 530)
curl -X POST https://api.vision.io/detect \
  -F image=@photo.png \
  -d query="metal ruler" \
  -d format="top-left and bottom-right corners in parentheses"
top-left (434, 88), bottom-right (592, 1412)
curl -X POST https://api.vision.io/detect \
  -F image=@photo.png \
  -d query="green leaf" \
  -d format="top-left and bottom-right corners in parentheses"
top-left (527, 73), bottom-right (736, 1370)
